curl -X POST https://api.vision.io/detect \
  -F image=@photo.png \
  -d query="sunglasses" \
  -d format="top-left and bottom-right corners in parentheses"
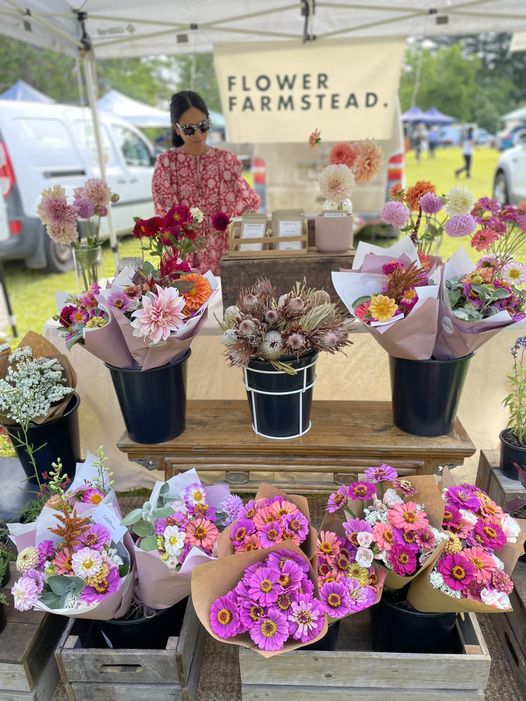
top-left (176, 119), bottom-right (211, 136)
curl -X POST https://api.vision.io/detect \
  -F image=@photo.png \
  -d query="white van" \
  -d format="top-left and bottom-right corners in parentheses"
top-left (252, 102), bottom-right (405, 222)
top-left (0, 100), bottom-right (156, 271)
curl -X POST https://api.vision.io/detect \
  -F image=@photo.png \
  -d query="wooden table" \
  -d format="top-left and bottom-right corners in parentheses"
top-left (476, 449), bottom-right (525, 508)
top-left (118, 400), bottom-right (475, 493)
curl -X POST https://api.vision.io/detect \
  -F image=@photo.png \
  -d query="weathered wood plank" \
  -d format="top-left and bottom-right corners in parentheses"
top-left (177, 598), bottom-right (200, 683)
top-left (241, 684), bottom-right (485, 700)
top-left (493, 610), bottom-right (526, 696)
top-left (69, 683), bottom-right (185, 701)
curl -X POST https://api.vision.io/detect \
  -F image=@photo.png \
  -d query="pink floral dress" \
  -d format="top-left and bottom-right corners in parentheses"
top-left (152, 147), bottom-right (260, 274)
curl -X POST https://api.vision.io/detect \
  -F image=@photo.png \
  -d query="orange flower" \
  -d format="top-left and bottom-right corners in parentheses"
top-left (405, 181), bottom-right (436, 211)
top-left (181, 273), bottom-right (212, 311)
top-left (329, 142), bottom-right (357, 169)
top-left (308, 128), bottom-right (321, 148)
top-left (390, 183), bottom-right (405, 202)
top-left (353, 140), bottom-right (383, 184)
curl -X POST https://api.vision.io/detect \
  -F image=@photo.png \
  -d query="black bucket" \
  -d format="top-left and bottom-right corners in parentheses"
top-left (98, 596), bottom-right (188, 649)
top-left (499, 429), bottom-right (526, 482)
top-left (7, 393), bottom-right (81, 485)
top-left (107, 350), bottom-right (190, 444)
top-left (243, 352), bottom-right (317, 439)
top-left (302, 620), bottom-right (340, 651)
top-left (370, 594), bottom-right (457, 653)
top-left (389, 353), bottom-right (473, 437)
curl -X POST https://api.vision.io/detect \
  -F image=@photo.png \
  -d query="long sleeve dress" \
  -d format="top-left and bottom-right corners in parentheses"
top-left (152, 147), bottom-right (260, 275)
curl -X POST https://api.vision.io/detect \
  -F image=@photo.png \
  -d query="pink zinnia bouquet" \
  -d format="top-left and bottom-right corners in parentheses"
top-left (64, 448), bottom-right (120, 517)
top-left (332, 237), bottom-right (441, 360)
top-left (191, 542), bottom-right (328, 657)
top-left (9, 501), bottom-right (133, 620)
top-left (122, 470), bottom-right (235, 609)
top-left (316, 522), bottom-right (386, 620)
top-left (408, 480), bottom-right (526, 613)
top-left (217, 484), bottom-right (315, 560)
top-left (325, 466), bottom-right (447, 589)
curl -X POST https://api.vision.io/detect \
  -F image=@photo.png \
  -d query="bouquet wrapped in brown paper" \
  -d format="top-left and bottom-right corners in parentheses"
top-left (324, 466), bottom-right (447, 590)
top-left (216, 483), bottom-right (317, 561)
top-left (191, 540), bottom-right (328, 657)
top-left (0, 331), bottom-right (76, 426)
top-left (407, 470), bottom-right (526, 613)
top-left (332, 238), bottom-right (441, 360)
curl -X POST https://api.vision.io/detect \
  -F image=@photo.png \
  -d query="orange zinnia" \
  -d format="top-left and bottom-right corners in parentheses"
top-left (405, 180), bottom-right (436, 211)
top-left (181, 273), bottom-right (212, 311)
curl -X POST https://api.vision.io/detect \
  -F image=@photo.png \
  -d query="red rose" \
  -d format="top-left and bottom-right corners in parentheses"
top-left (211, 211), bottom-right (230, 232)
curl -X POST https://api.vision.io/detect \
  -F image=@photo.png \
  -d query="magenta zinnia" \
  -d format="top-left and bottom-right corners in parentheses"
top-left (249, 609), bottom-right (289, 651)
top-left (320, 581), bottom-right (351, 617)
top-left (247, 566), bottom-right (281, 606)
top-left (210, 594), bottom-right (240, 638)
top-left (438, 553), bottom-right (477, 591)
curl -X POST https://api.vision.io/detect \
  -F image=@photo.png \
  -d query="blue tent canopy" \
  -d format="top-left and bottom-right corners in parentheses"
top-left (424, 107), bottom-right (455, 125)
top-left (0, 80), bottom-right (55, 103)
top-left (401, 106), bottom-right (428, 123)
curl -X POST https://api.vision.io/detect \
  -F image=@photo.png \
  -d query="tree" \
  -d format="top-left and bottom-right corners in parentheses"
top-left (170, 54), bottom-right (222, 112)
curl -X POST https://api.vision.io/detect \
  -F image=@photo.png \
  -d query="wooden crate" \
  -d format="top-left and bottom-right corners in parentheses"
top-left (55, 598), bottom-right (205, 701)
top-left (227, 218), bottom-right (308, 257)
top-left (476, 449), bottom-right (526, 509)
top-left (0, 565), bottom-right (66, 701)
top-left (239, 610), bottom-right (490, 700)
top-left (492, 561), bottom-right (526, 695)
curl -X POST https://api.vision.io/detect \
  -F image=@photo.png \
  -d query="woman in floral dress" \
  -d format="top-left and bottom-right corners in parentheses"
top-left (152, 90), bottom-right (260, 275)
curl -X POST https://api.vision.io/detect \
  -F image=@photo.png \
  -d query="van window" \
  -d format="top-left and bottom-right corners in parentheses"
top-left (111, 125), bottom-right (152, 167)
top-left (74, 120), bottom-right (116, 168)
top-left (14, 118), bottom-right (81, 168)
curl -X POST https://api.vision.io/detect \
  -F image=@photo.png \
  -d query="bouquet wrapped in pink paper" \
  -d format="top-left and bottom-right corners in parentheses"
top-left (217, 483), bottom-right (317, 561)
top-left (332, 237), bottom-right (441, 360)
top-left (8, 486), bottom-right (133, 620)
top-left (325, 465), bottom-right (447, 590)
top-left (408, 475), bottom-right (526, 613)
top-left (192, 541), bottom-right (328, 657)
top-left (121, 469), bottom-right (235, 609)
top-left (64, 447), bottom-right (120, 517)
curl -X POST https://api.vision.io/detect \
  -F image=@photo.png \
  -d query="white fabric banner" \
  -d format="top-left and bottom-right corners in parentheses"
top-left (214, 38), bottom-right (405, 143)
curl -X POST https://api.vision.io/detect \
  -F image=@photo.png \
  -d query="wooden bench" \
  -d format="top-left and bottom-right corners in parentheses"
top-left (118, 399), bottom-right (476, 493)
top-left (475, 449), bottom-right (525, 509)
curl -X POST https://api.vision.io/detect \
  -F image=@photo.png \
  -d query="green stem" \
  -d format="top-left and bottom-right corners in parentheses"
top-left (8, 422), bottom-right (42, 489)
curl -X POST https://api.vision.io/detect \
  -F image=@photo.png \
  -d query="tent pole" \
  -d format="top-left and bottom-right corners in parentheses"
top-left (82, 49), bottom-right (119, 263)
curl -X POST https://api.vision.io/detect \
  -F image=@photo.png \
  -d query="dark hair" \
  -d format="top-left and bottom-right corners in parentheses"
top-left (170, 91), bottom-right (209, 147)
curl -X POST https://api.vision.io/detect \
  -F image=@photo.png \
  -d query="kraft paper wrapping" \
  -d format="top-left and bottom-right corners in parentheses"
top-left (83, 304), bottom-right (136, 369)
top-left (0, 331), bottom-right (77, 426)
top-left (216, 483), bottom-right (317, 561)
top-left (433, 248), bottom-right (520, 360)
top-left (191, 540), bottom-right (328, 658)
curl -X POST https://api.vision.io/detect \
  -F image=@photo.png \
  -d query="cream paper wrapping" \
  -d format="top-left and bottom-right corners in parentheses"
top-left (191, 540), bottom-right (328, 658)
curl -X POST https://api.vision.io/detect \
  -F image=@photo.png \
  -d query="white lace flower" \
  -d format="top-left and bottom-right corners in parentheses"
top-left (445, 187), bottom-right (474, 216)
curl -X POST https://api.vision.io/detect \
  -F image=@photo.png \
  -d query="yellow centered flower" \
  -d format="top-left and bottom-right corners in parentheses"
top-left (354, 485), bottom-right (368, 496)
top-left (235, 528), bottom-right (247, 542)
top-left (278, 594), bottom-right (291, 610)
top-left (320, 542), bottom-right (334, 554)
top-left (279, 574), bottom-right (290, 587)
top-left (369, 295), bottom-right (398, 322)
top-left (262, 620), bottom-right (277, 637)
top-left (471, 557), bottom-right (484, 570)
top-left (403, 531), bottom-right (417, 544)
top-left (250, 605), bottom-right (264, 621)
top-left (218, 609), bottom-right (232, 625)
top-left (452, 565), bottom-right (466, 580)
top-left (328, 593), bottom-right (342, 608)
top-left (404, 512), bottom-right (417, 523)
top-left (398, 553), bottom-right (409, 564)
top-left (484, 526), bottom-right (497, 539)
top-left (193, 490), bottom-right (204, 503)
top-left (472, 274), bottom-right (483, 284)
top-left (260, 579), bottom-right (272, 593)
top-left (445, 535), bottom-right (462, 554)
top-left (267, 529), bottom-right (279, 540)
top-left (348, 564), bottom-right (370, 586)
top-left (195, 526), bottom-right (206, 539)
top-left (384, 531), bottom-right (394, 543)
top-left (298, 611), bottom-right (313, 624)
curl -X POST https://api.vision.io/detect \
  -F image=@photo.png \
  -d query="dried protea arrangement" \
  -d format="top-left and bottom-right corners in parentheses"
top-left (219, 279), bottom-right (353, 373)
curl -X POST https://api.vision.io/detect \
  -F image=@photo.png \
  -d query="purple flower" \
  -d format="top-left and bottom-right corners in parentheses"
top-left (239, 599), bottom-right (267, 631)
top-left (73, 196), bottom-right (96, 219)
top-left (342, 518), bottom-right (373, 549)
top-left (364, 464), bottom-right (398, 483)
top-left (219, 494), bottom-right (244, 525)
top-left (444, 214), bottom-right (476, 237)
top-left (469, 520), bottom-right (507, 551)
top-left (288, 595), bottom-right (326, 642)
top-left (445, 485), bottom-right (481, 511)
top-left (326, 485), bottom-right (349, 512)
top-left (266, 550), bottom-right (310, 575)
top-left (209, 593), bottom-right (240, 639)
top-left (247, 566), bottom-right (281, 606)
top-left (388, 544), bottom-right (418, 576)
top-left (347, 481), bottom-right (377, 501)
top-left (381, 201), bottom-right (410, 229)
top-left (24, 569), bottom-right (44, 594)
top-left (37, 539), bottom-right (55, 567)
top-left (231, 519), bottom-right (256, 549)
top-left (274, 559), bottom-right (304, 592)
top-left (249, 608), bottom-right (289, 651)
top-left (320, 581), bottom-right (351, 618)
top-left (238, 499), bottom-right (257, 520)
top-left (259, 521), bottom-right (284, 549)
top-left (12, 576), bottom-right (39, 611)
top-left (281, 512), bottom-right (309, 543)
top-left (80, 524), bottom-right (111, 551)
top-left (420, 192), bottom-right (443, 214)
top-left (80, 566), bottom-right (120, 605)
top-left (107, 290), bottom-right (131, 312)
top-left (347, 580), bottom-right (377, 612)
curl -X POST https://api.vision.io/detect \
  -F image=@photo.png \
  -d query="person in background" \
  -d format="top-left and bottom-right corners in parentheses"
top-left (455, 127), bottom-right (475, 179)
top-left (413, 123), bottom-right (428, 162)
top-left (428, 127), bottom-right (439, 159)
top-left (152, 90), bottom-right (259, 275)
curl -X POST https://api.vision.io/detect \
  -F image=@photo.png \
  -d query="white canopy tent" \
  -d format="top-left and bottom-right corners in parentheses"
top-left (0, 0), bottom-right (525, 254)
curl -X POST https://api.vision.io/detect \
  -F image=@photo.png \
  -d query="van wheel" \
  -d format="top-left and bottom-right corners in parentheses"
top-left (493, 172), bottom-right (509, 206)
top-left (44, 235), bottom-right (74, 273)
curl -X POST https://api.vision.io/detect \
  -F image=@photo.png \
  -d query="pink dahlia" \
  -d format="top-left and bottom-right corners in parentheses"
top-left (438, 553), bottom-right (477, 591)
top-left (210, 594), bottom-right (240, 639)
top-left (131, 285), bottom-right (186, 344)
top-left (389, 502), bottom-right (429, 532)
top-left (444, 214), bottom-right (477, 238)
top-left (420, 192), bottom-right (444, 215)
top-left (77, 178), bottom-right (113, 210)
top-left (329, 142), bottom-right (357, 169)
top-left (288, 595), bottom-right (325, 643)
top-left (249, 609), bottom-right (289, 651)
top-left (381, 201), bottom-right (410, 229)
top-left (353, 140), bottom-right (383, 184)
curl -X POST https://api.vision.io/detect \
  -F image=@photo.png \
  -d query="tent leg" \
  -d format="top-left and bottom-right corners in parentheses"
top-left (0, 262), bottom-right (17, 338)
top-left (82, 50), bottom-right (119, 266)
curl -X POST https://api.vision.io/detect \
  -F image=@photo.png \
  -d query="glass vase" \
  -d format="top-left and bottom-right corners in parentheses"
top-left (73, 244), bottom-right (102, 291)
